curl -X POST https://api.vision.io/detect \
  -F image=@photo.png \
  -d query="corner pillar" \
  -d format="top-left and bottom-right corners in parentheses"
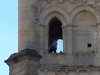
top-left (5, 48), bottom-right (42, 75)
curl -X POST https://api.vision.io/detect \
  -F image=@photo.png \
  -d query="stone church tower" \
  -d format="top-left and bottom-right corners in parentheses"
top-left (5, 0), bottom-right (100, 75)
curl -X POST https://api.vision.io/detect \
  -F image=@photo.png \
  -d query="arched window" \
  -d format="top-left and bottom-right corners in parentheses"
top-left (48, 17), bottom-right (63, 53)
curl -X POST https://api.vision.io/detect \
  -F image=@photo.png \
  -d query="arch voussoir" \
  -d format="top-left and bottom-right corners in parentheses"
top-left (70, 6), bottom-right (100, 24)
top-left (39, 6), bottom-right (69, 26)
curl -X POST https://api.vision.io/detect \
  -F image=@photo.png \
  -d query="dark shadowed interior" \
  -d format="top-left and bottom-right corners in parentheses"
top-left (48, 17), bottom-right (62, 53)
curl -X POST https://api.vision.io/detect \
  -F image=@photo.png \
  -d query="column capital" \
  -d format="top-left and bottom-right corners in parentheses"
top-left (91, 24), bottom-right (97, 27)
top-left (40, 24), bottom-right (48, 27)
top-left (62, 24), bottom-right (73, 28)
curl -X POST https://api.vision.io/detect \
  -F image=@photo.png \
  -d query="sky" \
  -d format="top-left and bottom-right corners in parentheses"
top-left (57, 39), bottom-right (63, 53)
top-left (0, 0), bottom-right (18, 75)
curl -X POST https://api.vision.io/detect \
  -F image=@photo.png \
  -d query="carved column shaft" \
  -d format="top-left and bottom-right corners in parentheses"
top-left (97, 23), bottom-right (100, 54)
top-left (40, 25), bottom-right (48, 54)
top-left (92, 25), bottom-right (98, 53)
top-left (96, 23), bottom-right (100, 66)
top-left (62, 25), bottom-right (72, 53)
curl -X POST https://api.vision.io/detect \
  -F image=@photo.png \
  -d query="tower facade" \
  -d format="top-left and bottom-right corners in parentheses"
top-left (5, 0), bottom-right (100, 75)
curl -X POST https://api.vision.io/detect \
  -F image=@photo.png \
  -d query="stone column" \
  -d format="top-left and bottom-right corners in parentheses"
top-left (5, 49), bottom-right (42, 75)
top-left (18, 0), bottom-right (39, 50)
top-left (39, 25), bottom-right (48, 54)
top-left (97, 23), bottom-right (100, 54)
top-left (96, 23), bottom-right (100, 66)
top-left (87, 70), bottom-right (91, 75)
top-left (72, 25), bottom-right (77, 54)
top-left (68, 71), bottom-right (77, 75)
top-left (44, 26), bottom-right (49, 53)
top-left (62, 25), bottom-right (72, 53)
top-left (39, 25), bottom-right (45, 54)
top-left (44, 70), bottom-right (48, 75)
top-left (65, 70), bottom-right (68, 75)
top-left (92, 25), bottom-right (98, 53)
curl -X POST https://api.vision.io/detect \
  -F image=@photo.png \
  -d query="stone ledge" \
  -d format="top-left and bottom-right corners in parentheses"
top-left (40, 64), bottom-right (100, 71)
top-left (5, 48), bottom-right (42, 66)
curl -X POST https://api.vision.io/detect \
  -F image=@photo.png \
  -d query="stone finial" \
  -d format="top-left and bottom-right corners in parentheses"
top-left (5, 48), bottom-right (42, 66)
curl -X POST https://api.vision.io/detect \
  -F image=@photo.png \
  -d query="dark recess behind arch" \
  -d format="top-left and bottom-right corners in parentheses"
top-left (48, 17), bottom-right (62, 46)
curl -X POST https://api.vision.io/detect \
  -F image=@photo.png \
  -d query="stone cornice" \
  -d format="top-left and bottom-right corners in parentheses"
top-left (39, 0), bottom-right (100, 4)
top-left (39, 65), bottom-right (100, 71)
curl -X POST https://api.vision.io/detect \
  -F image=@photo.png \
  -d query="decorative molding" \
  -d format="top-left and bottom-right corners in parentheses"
top-left (82, 0), bottom-right (87, 3)
top-left (39, 66), bottom-right (100, 71)
top-left (39, 0), bottom-right (100, 4)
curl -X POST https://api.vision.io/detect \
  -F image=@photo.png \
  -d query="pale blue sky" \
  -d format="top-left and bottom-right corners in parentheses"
top-left (0, 0), bottom-right (18, 75)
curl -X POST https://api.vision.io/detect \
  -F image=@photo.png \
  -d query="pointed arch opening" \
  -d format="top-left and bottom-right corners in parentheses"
top-left (72, 10), bottom-right (97, 53)
top-left (48, 17), bottom-right (63, 53)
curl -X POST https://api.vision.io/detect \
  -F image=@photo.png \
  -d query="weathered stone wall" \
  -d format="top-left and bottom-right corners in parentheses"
top-left (39, 0), bottom-right (100, 53)
top-left (18, 0), bottom-right (100, 55)
top-left (38, 0), bottom-right (100, 67)
top-left (18, 0), bottom-right (40, 51)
